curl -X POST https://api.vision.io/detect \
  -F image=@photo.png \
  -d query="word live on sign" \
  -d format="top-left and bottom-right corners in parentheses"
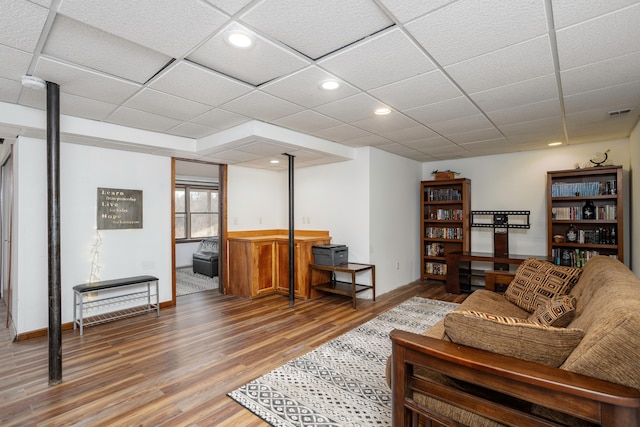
top-left (96, 187), bottom-right (143, 230)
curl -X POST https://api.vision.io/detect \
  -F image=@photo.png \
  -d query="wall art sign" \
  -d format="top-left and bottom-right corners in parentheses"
top-left (96, 187), bottom-right (143, 230)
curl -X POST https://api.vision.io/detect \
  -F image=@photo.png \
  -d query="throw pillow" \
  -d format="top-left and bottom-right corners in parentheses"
top-left (504, 258), bottom-right (582, 313)
top-left (444, 310), bottom-right (585, 367)
top-left (529, 295), bottom-right (577, 327)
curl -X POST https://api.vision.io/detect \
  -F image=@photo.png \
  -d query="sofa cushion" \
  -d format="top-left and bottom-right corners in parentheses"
top-left (444, 310), bottom-right (585, 367)
top-left (504, 258), bottom-right (582, 313)
top-left (528, 295), bottom-right (577, 327)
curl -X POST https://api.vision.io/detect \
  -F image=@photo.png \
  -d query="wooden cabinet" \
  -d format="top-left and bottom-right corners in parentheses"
top-left (421, 178), bottom-right (471, 281)
top-left (547, 166), bottom-right (623, 266)
top-left (227, 231), bottom-right (330, 299)
top-left (228, 238), bottom-right (276, 298)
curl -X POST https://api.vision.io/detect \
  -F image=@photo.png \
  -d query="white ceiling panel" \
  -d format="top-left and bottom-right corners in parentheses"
top-left (191, 108), bottom-right (250, 130)
top-left (187, 23), bottom-right (310, 86)
top-left (33, 57), bottom-right (142, 104)
top-left (1, 0), bottom-right (49, 52)
top-left (405, 96), bottom-right (482, 125)
top-left (444, 36), bottom-right (555, 94)
top-left (561, 52), bottom-right (640, 96)
top-left (555, 4), bottom-right (640, 70)
top-left (319, 28), bottom-right (435, 91)
top-left (150, 61), bottom-right (252, 107)
top-left (370, 70), bottom-right (461, 111)
top-left (221, 91), bottom-right (304, 121)
top-left (273, 110), bottom-right (343, 133)
top-left (469, 74), bottom-right (559, 112)
top-left (261, 66), bottom-right (360, 108)
top-left (125, 89), bottom-right (211, 121)
top-left (58, 0), bottom-right (229, 58)
top-left (406, 0), bottom-right (547, 66)
top-left (43, 15), bottom-right (171, 84)
top-left (241, 0), bottom-right (392, 59)
top-left (2, 0), bottom-right (639, 167)
top-left (107, 107), bottom-right (182, 133)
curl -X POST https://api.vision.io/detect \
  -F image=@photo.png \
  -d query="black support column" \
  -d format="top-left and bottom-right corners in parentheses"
top-left (47, 81), bottom-right (62, 385)
top-left (284, 154), bottom-right (295, 307)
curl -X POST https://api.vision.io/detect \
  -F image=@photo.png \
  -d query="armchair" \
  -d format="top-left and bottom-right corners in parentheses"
top-left (192, 237), bottom-right (219, 277)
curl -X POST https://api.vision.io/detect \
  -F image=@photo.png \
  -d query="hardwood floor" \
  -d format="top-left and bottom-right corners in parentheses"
top-left (0, 281), bottom-right (466, 426)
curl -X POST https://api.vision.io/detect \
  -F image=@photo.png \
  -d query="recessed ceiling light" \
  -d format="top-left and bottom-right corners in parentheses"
top-left (225, 30), bottom-right (254, 48)
top-left (269, 159), bottom-right (280, 164)
top-left (548, 141), bottom-right (563, 147)
top-left (320, 80), bottom-right (340, 90)
top-left (374, 107), bottom-right (391, 115)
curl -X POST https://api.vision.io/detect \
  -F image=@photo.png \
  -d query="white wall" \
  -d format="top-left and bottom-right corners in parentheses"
top-left (13, 138), bottom-right (172, 334)
top-left (227, 165), bottom-right (284, 231)
top-left (423, 138), bottom-right (632, 267)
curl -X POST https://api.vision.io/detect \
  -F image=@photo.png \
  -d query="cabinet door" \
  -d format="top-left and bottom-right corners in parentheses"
top-left (253, 241), bottom-right (276, 296)
top-left (275, 240), bottom-right (295, 295)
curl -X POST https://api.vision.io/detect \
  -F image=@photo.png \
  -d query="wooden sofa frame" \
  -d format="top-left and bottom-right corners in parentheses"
top-left (390, 330), bottom-right (640, 427)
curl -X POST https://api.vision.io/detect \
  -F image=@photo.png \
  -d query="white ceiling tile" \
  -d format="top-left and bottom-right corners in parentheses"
top-left (1, 0), bottom-right (49, 52)
top-left (378, 125), bottom-right (439, 143)
top-left (404, 96), bottom-right (481, 125)
top-left (556, 4), bottom-right (640, 70)
top-left (187, 23), bottom-right (310, 86)
top-left (205, 0), bottom-right (253, 15)
top-left (404, 136), bottom-right (454, 151)
top-left (273, 110), bottom-right (343, 133)
top-left (191, 108), bottom-right (250, 130)
top-left (125, 89), bottom-right (211, 121)
top-left (59, 93), bottom-right (118, 121)
top-left (261, 66), bottom-right (360, 108)
top-left (319, 28), bottom-right (435, 91)
top-left (0, 45), bottom-right (32, 81)
top-left (240, 0), bottom-right (392, 59)
top-left (341, 134), bottom-right (391, 147)
top-left (33, 57), bottom-right (142, 104)
top-left (58, 0), bottom-right (228, 58)
top-left (444, 36), bottom-right (555, 94)
top-left (167, 122), bottom-right (217, 139)
top-left (428, 114), bottom-right (495, 135)
top-left (565, 109), bottom-right (638, 141)
top-left (237, 141), bottom-right (293, 156)
top-left (377, 0), bottom-right (456, 23)
top-left (561, 52), bottom-right (640, 96)
top-left (150, 61), bottom-right (252, 107)
top-left (461, 139), bottom-right (517, 155)
top-left (369, 70), bottom-right (462, 111)
top-left (312, 124), bottom-right (372, 142)
top-left (314, 93), bottom-right (388, 123)
top-left (376, 143), bottom-right (425, 158)
top-left (207, 149), bottom-right (263, 162)
top-left (221, 91), bottom-right (304, 121)
top-left (564, 81), bottom-right (640, 115)
top-left (107, 107), bottom-right (182, 132)
top-left (446, 128), bottom-right (504, 144)
top-left (552, 0), bottom-right (640, 29)
top-left (0, 77), bottom-right (23, 103)
top-left (469, 74), bottom-right (558, 112)
top-left (43, 15), bottom-right (171, 84)
top-left (351, 111), bottom-right (420, 134)
top-left (499, 117), bottom-right (565, 141)
top-left (486, 99), bottom-right (562, 126)
top-left (406, 0), bottom-right (547, 66)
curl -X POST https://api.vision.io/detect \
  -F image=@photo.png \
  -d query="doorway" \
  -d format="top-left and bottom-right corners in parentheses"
top-left (1, 152), bottom-right (13, 330)
top-left (172, 159), bottom-right (226, 303)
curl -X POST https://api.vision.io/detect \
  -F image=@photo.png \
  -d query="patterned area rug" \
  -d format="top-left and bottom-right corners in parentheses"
top-left (176, 267), bottom-right (218, 296)
top-left (228, 297), bottom-right (458, 426)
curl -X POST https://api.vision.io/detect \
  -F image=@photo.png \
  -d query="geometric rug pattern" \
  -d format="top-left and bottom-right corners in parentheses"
top-left (176, 267), bottom-right (218, 296)
top-left (228, 297), bottom-right (459, 426)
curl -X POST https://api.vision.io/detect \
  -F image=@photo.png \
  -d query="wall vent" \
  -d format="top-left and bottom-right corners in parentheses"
top-left (607, 108), bottom-right (633, 116)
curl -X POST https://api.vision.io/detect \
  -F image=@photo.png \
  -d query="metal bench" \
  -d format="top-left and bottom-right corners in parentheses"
top-left (73, 275), bottom-right (159, 335)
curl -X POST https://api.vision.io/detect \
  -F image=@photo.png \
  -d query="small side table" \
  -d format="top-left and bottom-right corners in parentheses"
top-left (308, 263), bottom-right (375, 309)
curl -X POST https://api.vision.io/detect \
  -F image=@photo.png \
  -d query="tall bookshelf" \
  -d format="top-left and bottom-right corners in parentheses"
top-left (547, 166), bottom-right (623, 266)
top-left (421, 178), bottom-right (471, 281)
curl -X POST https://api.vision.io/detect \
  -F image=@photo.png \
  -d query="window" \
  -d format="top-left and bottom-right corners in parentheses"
top-left (175, 185), bottom-right (218, 240)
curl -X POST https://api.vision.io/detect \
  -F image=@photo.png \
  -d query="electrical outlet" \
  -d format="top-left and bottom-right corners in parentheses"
top-left (395, 261), bottom-right (400, 270)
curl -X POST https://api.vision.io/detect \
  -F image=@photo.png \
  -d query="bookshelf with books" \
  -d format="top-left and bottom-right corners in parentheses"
top-left (547, 166), bottom-right (623, 267)
top-left (421, 178), bottom-right (471, 281)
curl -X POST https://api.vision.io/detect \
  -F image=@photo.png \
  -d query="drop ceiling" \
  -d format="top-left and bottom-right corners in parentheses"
top-left (1, 0), bottom-right (639, 170)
